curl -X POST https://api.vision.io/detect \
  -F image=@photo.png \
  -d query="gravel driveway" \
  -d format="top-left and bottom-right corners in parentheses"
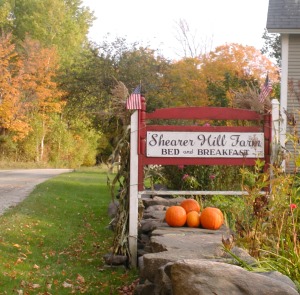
top-left (0, 169), bottom-right (73, 215)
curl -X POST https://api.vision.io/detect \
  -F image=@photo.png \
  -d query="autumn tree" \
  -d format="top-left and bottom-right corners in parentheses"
top-left (19, 36), bottom-right (65, 161)
top-left (0, 0), bottom-right (94, 67)
top-left (0, 0), bottom-right (103, 165)
top-left (198, 43), bottom-right (279, 107)
top-left (0, 33), bottom-right (30, 141)
top-left (159, 57), bottom-right (207, 107)
top-left (0, 31), bottom-right (68, 163)
top-left (154, 44), bottom-right (278, 108)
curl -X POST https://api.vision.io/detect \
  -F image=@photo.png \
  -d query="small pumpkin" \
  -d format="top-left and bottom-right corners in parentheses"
top-left (186, 211), bottom-right (200, 228)
top-left (200, 207), bottom-right (224, 230)
top-left (165, 206), bottom-right (187, 227)
top-left (180, 198), bottom-right (200, 214)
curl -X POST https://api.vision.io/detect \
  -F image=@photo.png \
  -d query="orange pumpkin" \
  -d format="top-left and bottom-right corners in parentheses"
top-left (165, 206), bottom-right (187, 227)
top-left (186, 211), bottom-right (200, 228)
top-left (200, 207), bottom-right (224, 230)
top-left (180, 198), bottom-right (200, 214)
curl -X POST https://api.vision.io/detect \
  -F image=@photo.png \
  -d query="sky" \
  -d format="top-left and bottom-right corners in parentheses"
top-left (81, 0), bottom-right (270, 60)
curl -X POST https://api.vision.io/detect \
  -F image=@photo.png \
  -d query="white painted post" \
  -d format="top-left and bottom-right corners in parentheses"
top-left (280, 34), bottom-right (289, 170)
top-left (129, 111), bottom-right (139, 267)
top-left (271, 99), bottom-right (280, 162)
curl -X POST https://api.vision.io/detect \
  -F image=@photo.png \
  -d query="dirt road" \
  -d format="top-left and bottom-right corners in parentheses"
top-left (0, 169), bottom-right (73, 215)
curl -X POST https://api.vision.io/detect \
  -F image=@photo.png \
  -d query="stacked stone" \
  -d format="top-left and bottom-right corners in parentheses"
top-left (134, 195), bottom-right (299, 295)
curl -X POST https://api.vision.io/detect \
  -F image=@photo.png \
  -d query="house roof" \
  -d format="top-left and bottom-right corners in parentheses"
top-left (267, 0), bottom-right (300, 33)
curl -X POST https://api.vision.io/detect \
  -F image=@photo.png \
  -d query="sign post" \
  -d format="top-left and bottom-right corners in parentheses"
top-left (129, 111), bottom-right (139, 268)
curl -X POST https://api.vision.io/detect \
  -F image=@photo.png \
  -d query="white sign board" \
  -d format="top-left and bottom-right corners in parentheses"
top-left (146, 131), bottom-right (264, 158)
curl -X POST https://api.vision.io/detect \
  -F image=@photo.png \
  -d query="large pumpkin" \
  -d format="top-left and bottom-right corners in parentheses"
top-left (165, 206), bottom-right (187, 227)
top-left (186, 211), bottom-right (200, 228)
top-left (180, 198), bottom-right (200, 214)
top-left (200, 207), bottom-right (224, 230)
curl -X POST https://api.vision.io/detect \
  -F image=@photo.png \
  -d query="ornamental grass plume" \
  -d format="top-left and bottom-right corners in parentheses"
top-left (232, 83), bottom-right (271, 113)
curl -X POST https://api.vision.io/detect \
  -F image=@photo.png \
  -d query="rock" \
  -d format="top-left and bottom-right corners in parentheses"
top-left (138, 233), bottom-right (151, 257)
top-left (139, 219), bottom-right (162, 233)
top-left (144, 205), bottom-right (167, 212)
top-left (141, 252), bottom-right (208, 283)
top-left (165, 259), bottom-right (299, 295)
top-left (223, 246), bottom-right (257, 266)
top-left (258, 271), bottom-right (298, 290)
top-left (107, 201), bottom-right (119, 217)
top-left (149, 225), bottom-right (227, 255)
top-left (138, 233), bottom-right (150, 247)
top-left (153, 264), bottom-right (173, 295)
top-left (142, 196), bottom-right (185, 208)
top-left (137, 249), bottom-right (149, 257)
top-left (103, 253), bottom-right (128, 266)
top-left (140, 250), bottom-right (256, 284)
top-left (143, 210), bottom-right (166, 220)
top-left (133, 279), bottom-right (156, 295)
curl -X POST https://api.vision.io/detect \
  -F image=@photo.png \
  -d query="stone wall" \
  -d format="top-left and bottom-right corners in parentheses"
top-left (134, 196), bottom-right (299, 295)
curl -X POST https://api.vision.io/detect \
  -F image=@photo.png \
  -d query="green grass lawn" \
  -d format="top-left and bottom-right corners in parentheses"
top-left (0, 167), bottom-right (138, 294)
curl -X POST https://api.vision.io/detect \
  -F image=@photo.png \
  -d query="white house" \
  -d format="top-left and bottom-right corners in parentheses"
top-left (267, 0), bottom-right (300, 169)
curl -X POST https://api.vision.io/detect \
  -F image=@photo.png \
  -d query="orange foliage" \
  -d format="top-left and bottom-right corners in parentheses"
top-left (21, 36), bottom-right (65, 117)
top-left (162, 57), bottom-right (208, 107)
top-left (200, 43), bottom-right (279, 84)
top-left (0, 33), bottom-right (30, 140)
top-left (162, 43), bottom-right (279, 108)
top-left (0, 33), bottom-right (64, 141)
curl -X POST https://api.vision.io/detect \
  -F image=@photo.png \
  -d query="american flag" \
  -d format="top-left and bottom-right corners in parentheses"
top-left (126, 85), bottom-right (142, 110)
top-left (259, 74), bottom-right (272, 103)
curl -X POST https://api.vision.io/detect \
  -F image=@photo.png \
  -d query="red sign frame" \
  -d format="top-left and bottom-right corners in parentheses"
top-left (137, 98), bottom-right (271, 191)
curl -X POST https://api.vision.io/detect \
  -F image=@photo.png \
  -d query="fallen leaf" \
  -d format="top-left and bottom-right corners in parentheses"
top-left (32, 284), bottom-right (40, 289)
top-left (49, 250), bottom-right (56, 256)
top-left (13, 244), bottom-right (21, 248)
top-left (15, 258), bottom-right (23, 265)
top-left (76, 274), bottom-right (85, 284)
top-left (33, 264), bottom-right (39, 269)
top-left (20, 281), bottom-right (26, 287)
top-left (62, 281), bottom-right (73, 288)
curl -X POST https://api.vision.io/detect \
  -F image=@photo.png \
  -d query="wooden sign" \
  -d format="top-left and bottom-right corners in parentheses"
top-left (146, 131), bottom-right (264, 158)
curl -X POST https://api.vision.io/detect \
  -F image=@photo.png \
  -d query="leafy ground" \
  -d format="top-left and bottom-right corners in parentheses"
top-left (0, 167), bottom-right (138, 294)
